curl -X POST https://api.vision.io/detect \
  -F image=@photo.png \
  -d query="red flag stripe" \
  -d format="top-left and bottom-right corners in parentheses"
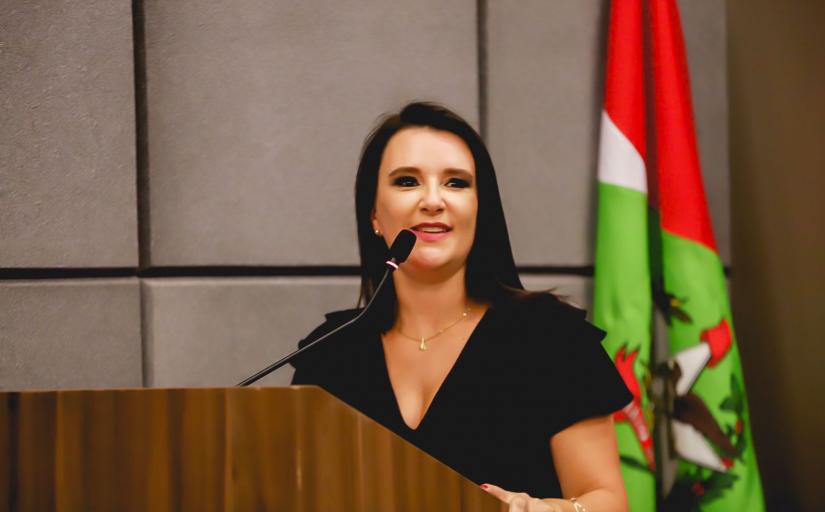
top-left (604, 0), bottom-right (646, 161)
top-left (649, 0), bottom-right (718, 252)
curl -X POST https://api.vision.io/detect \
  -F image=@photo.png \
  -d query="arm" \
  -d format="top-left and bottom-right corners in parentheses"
top-left (482, 415), bottom-right (628, 512)
top-left (543, 415), bottom-right (628, 512)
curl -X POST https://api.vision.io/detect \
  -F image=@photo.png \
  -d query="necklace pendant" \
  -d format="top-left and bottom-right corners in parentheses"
top-left (419, 338), bottom-right (428, 351)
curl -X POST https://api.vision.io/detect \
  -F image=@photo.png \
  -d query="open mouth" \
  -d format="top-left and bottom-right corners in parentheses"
top-left (411, 223), bottom-right (452, 234)
top-left (410, 223), bottom-right (452, 241)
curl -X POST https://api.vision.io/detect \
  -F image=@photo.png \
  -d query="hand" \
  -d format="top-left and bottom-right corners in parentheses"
top-left (480, 483), bottom-right (563, 512)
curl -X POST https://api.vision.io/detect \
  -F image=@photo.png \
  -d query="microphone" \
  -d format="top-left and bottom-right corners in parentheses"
top-left (384, 227), bottom-right (416, 267)
top-left (237, 229), bottom-right (416, 386)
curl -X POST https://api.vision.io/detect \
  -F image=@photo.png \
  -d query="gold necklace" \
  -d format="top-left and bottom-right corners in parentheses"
top-left (395, 305), bottom-right (471, 351)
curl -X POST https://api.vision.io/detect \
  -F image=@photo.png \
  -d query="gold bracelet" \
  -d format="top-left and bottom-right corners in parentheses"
top-left (570, 497), bottom-right (587, 512)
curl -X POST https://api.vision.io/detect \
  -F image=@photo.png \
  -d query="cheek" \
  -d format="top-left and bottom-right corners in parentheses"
top-left (374, 193), bottom-right (412, 229)
top-left (460, 196), bottom-right (478, 230)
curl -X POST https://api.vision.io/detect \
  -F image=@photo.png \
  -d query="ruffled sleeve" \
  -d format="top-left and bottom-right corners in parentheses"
top-left (515, 295), bottom-right (632, 437)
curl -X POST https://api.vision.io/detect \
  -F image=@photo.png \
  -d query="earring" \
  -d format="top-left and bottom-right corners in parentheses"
top-left (374, 229), bottom-right (381, 236)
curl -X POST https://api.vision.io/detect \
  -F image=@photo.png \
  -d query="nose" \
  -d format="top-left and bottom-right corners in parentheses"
top-left (420, 181), bottom-right (445, 212)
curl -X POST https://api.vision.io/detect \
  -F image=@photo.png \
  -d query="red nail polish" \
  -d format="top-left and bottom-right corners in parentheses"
top-left (480, 484), bottom-right (489, 490)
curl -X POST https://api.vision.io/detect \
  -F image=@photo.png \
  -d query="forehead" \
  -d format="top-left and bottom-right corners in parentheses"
top-left (380, 127), bottom-right (476, 174)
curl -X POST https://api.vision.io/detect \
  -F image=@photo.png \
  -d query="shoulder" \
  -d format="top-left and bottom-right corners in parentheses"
top-left (512, 292), bottom-right (583, 315)
top-left (500, 292), bottom-right (592, 326)
top-left (495, 292), bottom-right (607, 350)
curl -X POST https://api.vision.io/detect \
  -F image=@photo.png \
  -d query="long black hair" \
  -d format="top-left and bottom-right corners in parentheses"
top-left (355, 102), bottom-right (530, 331)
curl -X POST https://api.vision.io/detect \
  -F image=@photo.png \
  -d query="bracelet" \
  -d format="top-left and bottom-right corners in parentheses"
top-left (570, 497), bottom-right (587, 512)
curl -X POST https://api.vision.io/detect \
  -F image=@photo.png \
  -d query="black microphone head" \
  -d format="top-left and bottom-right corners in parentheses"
top-left (387, 229), bottom-right (417, 264)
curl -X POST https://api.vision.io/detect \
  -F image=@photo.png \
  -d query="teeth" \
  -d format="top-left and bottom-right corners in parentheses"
top-left (417, 227), bottom-right (447, 233)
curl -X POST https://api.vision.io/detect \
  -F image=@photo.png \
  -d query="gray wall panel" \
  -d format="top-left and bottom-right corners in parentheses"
top-left (143, 277), bottom-right (360, 387)
top-left (487, 0), bottom-right (730, 266)
top-left (487, 0), bottom-right (605, 267)
top-left (0, 279), bottom-right (141, 390)
top-left (0, 0), bottom-right (138, 268)
top-left (143, 0), bottom-right (478, 266)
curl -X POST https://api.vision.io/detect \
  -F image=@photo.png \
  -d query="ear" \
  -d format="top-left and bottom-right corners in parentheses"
top-left (371, 208), bottom-right (380, 233)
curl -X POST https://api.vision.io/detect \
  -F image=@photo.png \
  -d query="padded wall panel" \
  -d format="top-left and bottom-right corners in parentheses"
top-left (0, 0), bottom-right (138, 268)
top-left (0, 279), bottom-right (141, 390)
top-left (143, 277), bottom-right (361, 387)
top-left (487, 0), bottom-right (730, 266)
top-left (142, 0), bottom-right (478, 266)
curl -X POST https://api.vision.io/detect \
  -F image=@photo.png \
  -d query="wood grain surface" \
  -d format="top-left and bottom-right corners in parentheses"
top-left (0, 386), bottom-right (505, 512)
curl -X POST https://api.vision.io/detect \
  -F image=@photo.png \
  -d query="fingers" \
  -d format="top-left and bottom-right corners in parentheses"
top-left (480, 483), bottom-right (512, 503)
top-left (481, 484), bottom-right (552, 512)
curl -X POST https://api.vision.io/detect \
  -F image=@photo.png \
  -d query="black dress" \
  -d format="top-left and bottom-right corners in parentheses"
top-left (290, 294), bottom-right (632, 498)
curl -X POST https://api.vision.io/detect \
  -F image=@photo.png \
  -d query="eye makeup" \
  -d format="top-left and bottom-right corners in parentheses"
top-left (446, 177), bottom-right (471, 188)
top-left (388, 166), bottom-right (474, 189)
top-left (393, 176), bottom-right (419, 187)
top-left (391, 176), bottom-right (473, 189)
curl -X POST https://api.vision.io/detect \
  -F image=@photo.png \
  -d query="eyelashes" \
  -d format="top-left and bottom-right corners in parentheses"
top-left (447, 178), bottom-right (471, 189)
top-left (392, 176), bottom-right (472, 189)
top-left (393, 176), bottom-right (419, 187)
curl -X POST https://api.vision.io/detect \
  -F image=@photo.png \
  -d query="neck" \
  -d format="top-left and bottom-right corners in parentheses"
top-left (391, 266), bottom-right (474, 336)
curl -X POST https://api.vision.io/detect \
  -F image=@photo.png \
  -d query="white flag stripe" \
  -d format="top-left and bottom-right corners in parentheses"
top-left (597, 110), bottom-right (647, 193)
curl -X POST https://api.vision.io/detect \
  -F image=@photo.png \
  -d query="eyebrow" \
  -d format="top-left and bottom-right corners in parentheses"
top-left (387, 166), bottom-right (474, 179)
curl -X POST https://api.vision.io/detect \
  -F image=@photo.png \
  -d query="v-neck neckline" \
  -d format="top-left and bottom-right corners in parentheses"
top-left (377, 306), bottom-right (493, 432)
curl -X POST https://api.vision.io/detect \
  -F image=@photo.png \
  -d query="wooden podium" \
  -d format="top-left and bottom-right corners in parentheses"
top-left (0, 386), bottom-right (505, 511)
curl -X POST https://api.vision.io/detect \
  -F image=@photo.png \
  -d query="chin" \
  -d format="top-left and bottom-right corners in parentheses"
top-left (405, 252), bottom-right (466, 275)
top-left (406, 256), bottom-right (447, 270)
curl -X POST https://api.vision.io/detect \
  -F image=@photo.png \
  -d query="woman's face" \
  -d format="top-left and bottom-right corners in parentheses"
top-left (371, 127), bottom-right (478, 276)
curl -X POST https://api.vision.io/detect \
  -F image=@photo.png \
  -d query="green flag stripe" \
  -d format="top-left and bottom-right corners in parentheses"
top-left (594, 181), bottom-right (656, 512)
top-left (595, 182), bottom-right (651, 340)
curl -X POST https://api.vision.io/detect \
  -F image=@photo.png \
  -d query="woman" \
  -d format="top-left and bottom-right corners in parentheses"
top-left (291, 102), bottom-right (631, 512)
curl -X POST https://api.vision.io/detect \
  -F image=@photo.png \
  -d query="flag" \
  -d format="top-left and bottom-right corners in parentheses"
top-left (592, 1), bottom-right (657, 510)
top-left (648, 0), bottom-right (766, 509)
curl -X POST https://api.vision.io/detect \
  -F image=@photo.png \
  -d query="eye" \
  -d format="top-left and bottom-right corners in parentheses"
top-left (393, 176), bottom-right (419, 187)
top-left (445, 178), bottom-right (471, 189)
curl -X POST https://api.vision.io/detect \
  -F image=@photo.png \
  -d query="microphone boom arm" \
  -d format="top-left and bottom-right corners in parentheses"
top-left (236, 229), bottom-right (415, 387)
top-left (237, 265), bottom-right (392, 386)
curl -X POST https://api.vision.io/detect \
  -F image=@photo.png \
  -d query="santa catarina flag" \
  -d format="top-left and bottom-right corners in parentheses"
top-left (648, 0), bottom-right (765, 509)
top-left (592, 1), bottom-right (657, 511)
